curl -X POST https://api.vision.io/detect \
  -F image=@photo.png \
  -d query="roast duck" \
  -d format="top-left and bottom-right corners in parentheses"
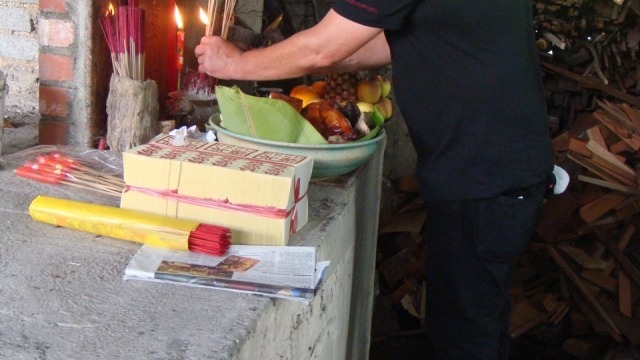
top-left (301, 101), bottom-right (358, 142)
top-left (270, 92), bottom-right (359, 143)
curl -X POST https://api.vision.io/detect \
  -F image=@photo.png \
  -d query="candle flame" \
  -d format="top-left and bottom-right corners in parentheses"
top-left (107, 3), bottom-right (115, 16)
top-left (199, 7), bottom-right (209, 25)
top-left (174, 5), bottom-right (184, 30)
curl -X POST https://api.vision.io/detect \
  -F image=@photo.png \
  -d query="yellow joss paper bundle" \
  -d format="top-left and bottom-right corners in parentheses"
top-left (29, 196), bottom-right (231, 256)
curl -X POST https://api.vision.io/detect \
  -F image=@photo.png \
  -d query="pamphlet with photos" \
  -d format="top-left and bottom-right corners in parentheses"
top-left (124, 244), bottom-right (329, 303)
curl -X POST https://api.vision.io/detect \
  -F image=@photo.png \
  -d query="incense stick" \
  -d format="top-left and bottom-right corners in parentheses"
top-left (99, 2), bottom-right (146, 80)
top-left (15, 152), bottom-right (126, 197)
top-left (206, 0), bottom-right (236, 39)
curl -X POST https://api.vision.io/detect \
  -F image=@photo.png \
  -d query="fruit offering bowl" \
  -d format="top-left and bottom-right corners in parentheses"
top-left (207, 116), bottom-right (386, 180)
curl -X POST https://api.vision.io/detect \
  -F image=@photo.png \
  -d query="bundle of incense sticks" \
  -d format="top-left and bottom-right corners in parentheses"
top-left (29, 196), bottom-right (232, 256)
top-left (205, 0), bottom-right (237, 39)
top-left (14, 151), bottom-right (124, 197)
top-left (99, 1), bottom-right (146, 80)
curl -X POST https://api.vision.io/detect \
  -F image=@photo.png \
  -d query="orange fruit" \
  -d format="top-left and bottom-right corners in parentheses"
top-left (311, 80), bottom-right (326, 97)
top-left (290, 84), bottom-right (321, 108)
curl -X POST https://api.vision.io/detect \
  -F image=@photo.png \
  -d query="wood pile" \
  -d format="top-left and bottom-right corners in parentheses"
top-left (371, 102), bottom-right (640, 358)
top-left (534, 0), bottom-right (640, 136)
top-left (509, 100), bottom-right (640, 359)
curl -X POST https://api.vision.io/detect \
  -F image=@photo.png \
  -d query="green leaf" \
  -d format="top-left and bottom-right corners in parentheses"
top-left (358, 109), bottom-right (384, 141)
top-left (215, 86), bottom-right (328, 144)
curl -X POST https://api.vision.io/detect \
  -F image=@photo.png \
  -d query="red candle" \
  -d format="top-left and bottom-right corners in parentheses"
top-left (166, 0), bottom-right (178, 94)
top-left (175, 5), bottom-right (185, 90)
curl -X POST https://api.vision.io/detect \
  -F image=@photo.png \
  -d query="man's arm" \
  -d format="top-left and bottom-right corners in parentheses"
top-left (195, 9), bottom-right (390, 81)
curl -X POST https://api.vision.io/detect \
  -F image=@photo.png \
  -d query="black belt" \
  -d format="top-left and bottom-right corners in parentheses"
top-left (501, 173), bottom-right (556, 199)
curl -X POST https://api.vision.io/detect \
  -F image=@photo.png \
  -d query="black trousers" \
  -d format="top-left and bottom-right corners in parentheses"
top-left (424, 182), bottom-right (545, 360)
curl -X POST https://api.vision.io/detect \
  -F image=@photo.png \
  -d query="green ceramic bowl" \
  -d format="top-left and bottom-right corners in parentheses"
top-left (207, 117), bottom-right (385, 180)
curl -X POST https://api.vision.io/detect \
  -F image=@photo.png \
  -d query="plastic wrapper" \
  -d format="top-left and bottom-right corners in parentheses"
top-left (29, 195), bottom-right (231, 256)
top-left (0, 145), bottom-right (124, 197)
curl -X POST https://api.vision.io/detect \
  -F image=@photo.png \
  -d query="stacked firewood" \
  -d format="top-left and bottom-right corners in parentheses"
top-left (371, 103), bottom-right (640, 358)
top-left (534, 0), bottom-right (640, 97)
top-left (509, 100), bottom-right (640, 358)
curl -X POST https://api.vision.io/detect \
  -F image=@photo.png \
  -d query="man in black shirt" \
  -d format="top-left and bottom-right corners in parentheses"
top-left (196, 1), bottom-right (554, 358)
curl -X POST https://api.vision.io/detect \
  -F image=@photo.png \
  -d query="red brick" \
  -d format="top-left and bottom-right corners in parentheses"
top-left (40, 0), bottom-right (67, 13)
top-left (38, 19), bottom-right (74, 48)
top-left (39, 86), bottom-right (71, 117)
top-left (40, 53), bottom-right (73, 82)
top-left (39, 121), bottom-right (70, 145)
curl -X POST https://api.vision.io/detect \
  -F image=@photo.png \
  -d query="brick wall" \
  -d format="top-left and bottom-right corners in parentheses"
top-left (38, 0), bottom-right (90, 146)
top-left (0, 0), bottom-right (39, 112)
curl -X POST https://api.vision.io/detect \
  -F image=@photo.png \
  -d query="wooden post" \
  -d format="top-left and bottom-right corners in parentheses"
top-left (106, 74), bottom-right (160, 152)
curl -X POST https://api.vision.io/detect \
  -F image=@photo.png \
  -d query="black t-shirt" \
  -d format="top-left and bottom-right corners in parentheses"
top-left (333, 0), bottom-right (554, 200)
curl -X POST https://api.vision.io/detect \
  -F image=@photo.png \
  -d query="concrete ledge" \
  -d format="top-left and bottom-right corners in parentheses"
top-left (0, 145), bottom-right (383, 359)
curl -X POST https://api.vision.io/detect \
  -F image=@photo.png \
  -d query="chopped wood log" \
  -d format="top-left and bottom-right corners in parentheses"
top-left (558, 244), bottom-right (611, 270)
top-left (618, 270), bottom-right (632, 318)
top-left (593, 111), bottom-right (640, 151)
top-left (609, 139), bottom-right (634, 155)
top-left (586, 125), bottom-right (608, 148)
top-left (568, 153), bottom-right (627, 186)
top-left (546, 245), bottom-right (623, 341)
top-left (106, 75), bottom-right (160, 152)
top-left (509, 300), bottom-right (548, 338)
top-left (595, 230), bottom-right (640, 289)
top-left (596, 99), bottom-right (637, 133)
top-left (598, 294), bottom-right (640, 345)
top-left (579, 191), bottom-right (628, 223)
top-left (586, 140), bottom-right (636, 179)
top-left (568, 136), bottom-right (592, 157)
top-left (589, 155), bottom-right (637, 187)
top-left (568, 285), bottom-right (620, 341)
top-left (620, 103), bottom-right (640, 129)
top-left (542, 62), bottom-right (640, 108)
top-left (577, 175), bottom-right (640, 195)
top-left (617, 224), bottom-right (635, 251)
top-left (549, 301), bottom-right (571, 324)
top-left (581, 269), bottom-right (618, 293)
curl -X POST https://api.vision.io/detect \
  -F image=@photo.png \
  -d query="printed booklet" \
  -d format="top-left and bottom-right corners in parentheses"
top-left (124, 244), bottom-right (329, 303)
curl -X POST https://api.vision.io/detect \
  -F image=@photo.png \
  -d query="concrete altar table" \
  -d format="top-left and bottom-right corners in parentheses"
top-left (0, 140), bottom-right (384, 360)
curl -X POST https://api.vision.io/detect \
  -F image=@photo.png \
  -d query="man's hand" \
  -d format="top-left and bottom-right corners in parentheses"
top-left (195, 36), bottom-right (243, 80)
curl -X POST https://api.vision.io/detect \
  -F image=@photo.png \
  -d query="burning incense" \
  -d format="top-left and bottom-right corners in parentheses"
top-left (99, 1), bottom-right (146, 80)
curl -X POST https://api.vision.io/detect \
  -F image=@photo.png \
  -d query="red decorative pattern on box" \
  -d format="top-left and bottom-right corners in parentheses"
top-left (135, 143), bottom-right (163, 157)
top-left (264, 164), bottom-right (289, 176)
top-left (239, 160), bottom-right (266, 173)
top-left (253, 152), bottom-right (307, 165)
top-left (207, 155), bottom-right (239, 168)
top-left (185, 152), bottom-right (210, 164)
top-left (160, 148), bottom-right (189, 160)
top-left (134, 136), bottom-right (308, 171)
top-left (201, 142), bottom-right (259, 157)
